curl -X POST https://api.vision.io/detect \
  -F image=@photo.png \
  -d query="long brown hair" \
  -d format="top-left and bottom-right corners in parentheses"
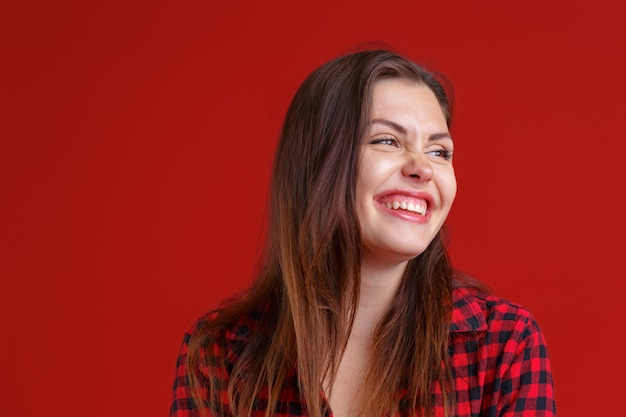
top-left (187, 49), bottom-right (456, 417)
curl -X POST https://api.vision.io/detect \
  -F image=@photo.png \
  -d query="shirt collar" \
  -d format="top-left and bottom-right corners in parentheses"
top-left (449, 287), bottom-right (488, 333)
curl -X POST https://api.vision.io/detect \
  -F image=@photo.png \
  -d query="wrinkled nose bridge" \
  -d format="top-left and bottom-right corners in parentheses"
top-left (402, 150), bottom-right (434, 180)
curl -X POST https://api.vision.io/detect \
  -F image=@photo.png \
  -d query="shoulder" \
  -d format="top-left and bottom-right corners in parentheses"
top-left (449, 289), bottom-right (556, 415)
top-left (451, 286), bottom-right (536, 331)
top-left (170, 307), bottom-right (268, 417)
top-left (450, 286), bottom-right (545, 347)
top-left (449, 286), bottom-right (552, 371)
top-left (185, 306), bottom-right (265, 352)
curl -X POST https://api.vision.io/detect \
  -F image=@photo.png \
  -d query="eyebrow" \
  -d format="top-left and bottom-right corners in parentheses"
top-left (370, 118), bottom-right (453, 142)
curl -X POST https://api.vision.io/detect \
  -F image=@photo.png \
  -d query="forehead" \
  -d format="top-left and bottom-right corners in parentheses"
top-left (370, 79), bottom-right (447, 128)
top-left (372, 78), bottom-right (436, 105)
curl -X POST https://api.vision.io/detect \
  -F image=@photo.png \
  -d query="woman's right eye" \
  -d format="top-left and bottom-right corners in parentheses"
top-left (370, 136), bottom-right (400, 147)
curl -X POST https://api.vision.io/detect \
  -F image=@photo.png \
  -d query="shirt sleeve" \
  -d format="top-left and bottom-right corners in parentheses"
top-left (491, 314), bottom-right (557, 417)
top-left (169, 330), bottom-right (204, 417)
top-left (169, 320), bottom-right (233, 417)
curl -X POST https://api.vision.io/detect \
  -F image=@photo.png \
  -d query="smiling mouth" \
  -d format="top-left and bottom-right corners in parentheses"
top-left (381, 199), bottom-right (427, 216)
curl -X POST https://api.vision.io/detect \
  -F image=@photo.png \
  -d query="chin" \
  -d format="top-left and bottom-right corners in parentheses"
top-left (363, 244), bottom-right (431, 266)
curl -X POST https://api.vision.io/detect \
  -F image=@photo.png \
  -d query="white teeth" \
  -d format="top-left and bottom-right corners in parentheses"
top-left (384, 200), bottom-right (427, 216)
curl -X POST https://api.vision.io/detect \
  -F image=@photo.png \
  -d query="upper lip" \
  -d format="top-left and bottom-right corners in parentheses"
top-left (373, 189), bottom-right (436, 211)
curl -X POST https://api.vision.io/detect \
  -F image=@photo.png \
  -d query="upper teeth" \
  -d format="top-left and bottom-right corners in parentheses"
top-left (384, 200), bottom-right (427, 215)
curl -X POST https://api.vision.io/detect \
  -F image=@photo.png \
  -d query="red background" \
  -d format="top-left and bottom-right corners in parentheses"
top-left (2, 1), bottom-right (625, 416)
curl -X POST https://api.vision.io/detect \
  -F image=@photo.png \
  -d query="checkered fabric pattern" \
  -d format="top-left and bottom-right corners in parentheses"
top-left (170, 287), bottom-right (556, 416)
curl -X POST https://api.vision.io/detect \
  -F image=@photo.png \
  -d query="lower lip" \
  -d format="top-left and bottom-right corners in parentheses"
top-left (376, 202), bottom-right (431, 224)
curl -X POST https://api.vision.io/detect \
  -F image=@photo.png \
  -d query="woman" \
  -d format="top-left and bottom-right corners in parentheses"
top-left (170, 49), bottom-right (556, 417)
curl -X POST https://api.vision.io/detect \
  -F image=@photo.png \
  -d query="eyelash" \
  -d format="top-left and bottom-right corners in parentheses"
top-left (370, 136), bottom-right (400, 147)
top-left (428, 149), bottom-right (454, 161)
top-left (370, 136), bottom-right (454, 161)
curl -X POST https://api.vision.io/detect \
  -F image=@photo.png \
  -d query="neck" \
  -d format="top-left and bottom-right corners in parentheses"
top-left (354, 256), bottom-right (408, 336)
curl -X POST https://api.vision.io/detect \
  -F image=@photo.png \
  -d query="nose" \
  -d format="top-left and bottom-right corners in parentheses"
top-left (401, 151), bottom-right (433, 182)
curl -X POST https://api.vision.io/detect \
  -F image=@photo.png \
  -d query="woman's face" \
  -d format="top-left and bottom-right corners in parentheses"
top-left (356, 78), bottom-right (457, 266)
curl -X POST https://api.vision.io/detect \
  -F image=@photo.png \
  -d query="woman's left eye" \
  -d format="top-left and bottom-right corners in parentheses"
top-left (427, 149), bottom-right (453, 161)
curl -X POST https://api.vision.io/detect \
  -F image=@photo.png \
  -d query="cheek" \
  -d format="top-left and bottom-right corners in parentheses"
top-left (357, 153), bottom-right (397, 190)
top-left (355, 156), bottom-right (377, 199)
top-left (354, 170), bottom-right (369, 221)
top-left (438, 168), bottom-right (457, 206)
top-left (355, 176), bottom-right (374, 226)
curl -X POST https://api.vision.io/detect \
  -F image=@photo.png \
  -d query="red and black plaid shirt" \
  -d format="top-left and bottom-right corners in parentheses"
top-left (170, 287), bottom-right (556, 416)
